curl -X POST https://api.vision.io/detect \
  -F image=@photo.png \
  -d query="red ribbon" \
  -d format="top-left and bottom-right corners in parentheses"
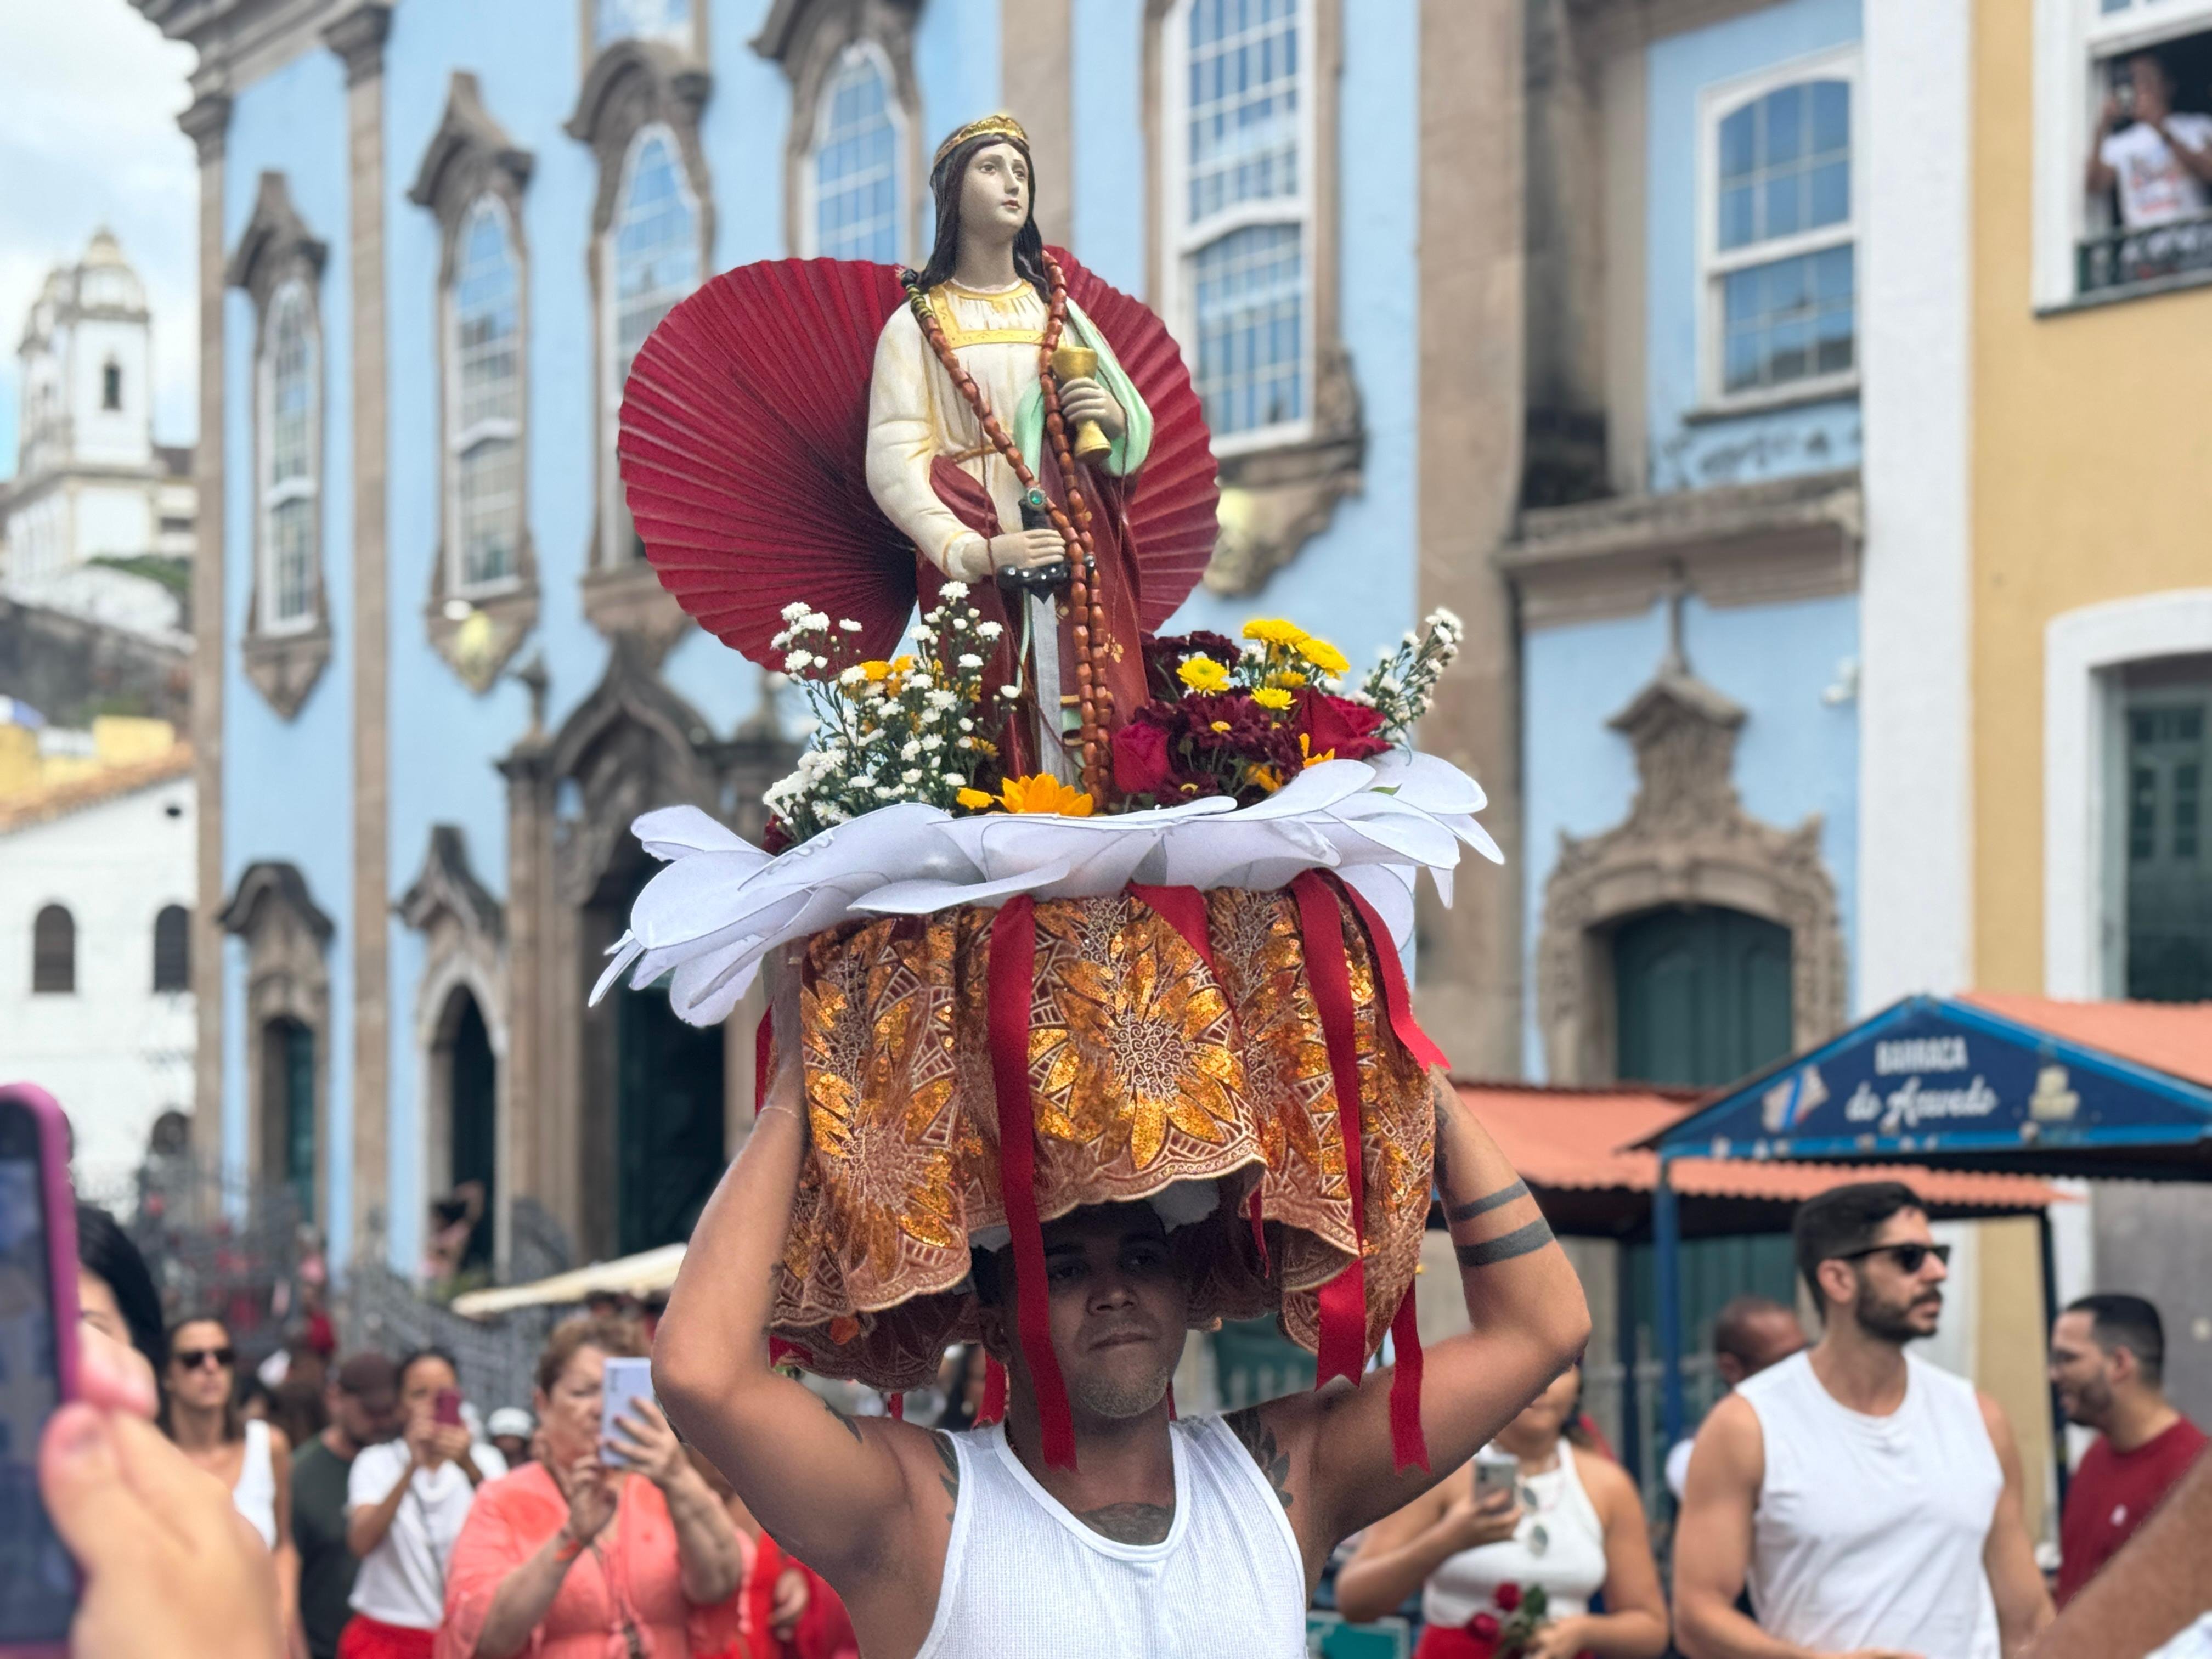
top-left (978, 1356), bottom-right (1008, 1426)
top-left (1291, 871), bottom-right (1369, 1390)
top-left (754, 1007), bottom-right (774, 1111)
top-left (768, 1336), bottom-right (807, 1369)
top-left (1389, 1279), bottom-right (1429, 1472)
top-left (1246, 1186), bottom-right (1270, 1276)
top-left (1334, 878), bottom-right (1450, 1071)
top-left (985, 894), bottom-right (1077, 1468)
top-left (887, 1392), bottom-right (905, 1421)
top-left (1126, 882), bottom-right (1218, 975)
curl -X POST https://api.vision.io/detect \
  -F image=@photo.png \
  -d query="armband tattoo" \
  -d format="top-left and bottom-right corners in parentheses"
top-left (1454, 1216), bottom-right (1554, 1268)
top-left (1445, 1178), bottom-right (1528, 1225)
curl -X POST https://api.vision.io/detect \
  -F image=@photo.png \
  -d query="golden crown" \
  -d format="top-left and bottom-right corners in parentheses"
top-left (933, 113), bottom-right (1030, 171)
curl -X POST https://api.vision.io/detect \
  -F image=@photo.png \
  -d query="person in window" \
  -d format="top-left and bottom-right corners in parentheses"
top-left (2087, 52), bottom-right (2212, 229)
top-left (1334, 1365), bottom-right (1670, 1659)
top-left (436, 1315), bottom-right (742, 1658)
top-left (160, 1313), bottom-right (302, 1648)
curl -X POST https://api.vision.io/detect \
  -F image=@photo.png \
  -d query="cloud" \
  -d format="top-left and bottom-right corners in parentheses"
top-left (0, 0), bottom-right (198, 480)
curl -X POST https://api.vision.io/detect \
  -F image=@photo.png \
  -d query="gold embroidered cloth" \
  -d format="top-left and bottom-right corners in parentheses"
top-left (772, 885), bottom-right (1434, 1389)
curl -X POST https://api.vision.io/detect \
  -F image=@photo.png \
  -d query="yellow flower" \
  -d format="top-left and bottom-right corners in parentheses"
top-left (1247, 764), bottom-right (1284, 793)
top-left (1274, 669), bottom-right (1308, 689)
top-left (1177, 656), bottom-right (1231, 692)
top-left (891, 654), bottom-right (917, 675)
top-left (859, 659), bottom-right (893, 682)
top-left (956, 787), bottom-right (997, 810)
top-left (998, 774), bottom-right (1095, 816)
top-left (1294, 635), bottom-right (1349, 675)
top-left (1209, 720), bottom-right (1232, 733)
top-left (1242, 618), bottom-right (1306, 646)
top-left (1299, 733), bottom-right (1335, 767)
top-left (1251, 685), bottom-right (1293, 712)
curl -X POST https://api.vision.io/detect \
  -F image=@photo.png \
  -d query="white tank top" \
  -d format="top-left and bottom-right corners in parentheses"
top-left (915, 1417), bottom-right (1307, 1658)
top-left (1740, 1351), bottom-right (2002, 1658)
top-left (232, 1418), bottom-right (279, 1549)
top-left (1421, 1440), bottom-right (1607, 1628)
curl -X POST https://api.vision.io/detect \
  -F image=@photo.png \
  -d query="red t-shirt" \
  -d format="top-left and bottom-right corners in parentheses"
top-left (2057, 1416), bottom-right (2209, 1605)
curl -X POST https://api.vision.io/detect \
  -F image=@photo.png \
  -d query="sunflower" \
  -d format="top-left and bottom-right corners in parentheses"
top-left (957, 774), bottom-right (1096, 816)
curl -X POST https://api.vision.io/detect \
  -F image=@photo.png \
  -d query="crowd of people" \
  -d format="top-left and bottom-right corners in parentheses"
top-left (40, 1166), bottom-right (2212, 1658)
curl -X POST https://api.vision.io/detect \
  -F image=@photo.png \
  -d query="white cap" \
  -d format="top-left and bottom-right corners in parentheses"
top-left (486, 1407), bottom-right (534, 1439)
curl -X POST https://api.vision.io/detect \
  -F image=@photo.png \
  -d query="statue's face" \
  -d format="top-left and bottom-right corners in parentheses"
top-left (958, 140), bottom-right (1031, 242)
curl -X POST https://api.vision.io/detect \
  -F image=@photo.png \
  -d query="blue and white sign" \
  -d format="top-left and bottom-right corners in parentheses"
top-left (1657, 996), bottom-right (2212, 1161)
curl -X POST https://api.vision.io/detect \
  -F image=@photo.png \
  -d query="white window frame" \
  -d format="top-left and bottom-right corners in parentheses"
top-left (2032, 0), bottom-right (2212, 306)
top-left (444, 193), bottom-right (525, 600)
top-left (1695, 44), bottom-right (1863, 413)
top-left (257, 277), bottom-right (320, 637)
top-left (1158, 0), bottom-right (1318, 458)
top-left (599, 123), bottom-right (702, 565)
top-left (798, 38), bottom-right (912, 265)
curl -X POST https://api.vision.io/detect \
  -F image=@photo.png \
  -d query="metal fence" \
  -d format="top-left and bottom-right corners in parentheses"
top-left (2078, 211), bottom-right (2212, 295)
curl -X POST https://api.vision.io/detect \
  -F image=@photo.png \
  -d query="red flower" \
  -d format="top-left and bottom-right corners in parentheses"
top-left (1111, 718), bottom-right (1177, 798)
top-left (1465, 1612), bottom-right (1502, 1644)
top-left (1492, 1583), bottom-right (1522, 1613)
top-left (1294, 689), bottom-right (1391, 761)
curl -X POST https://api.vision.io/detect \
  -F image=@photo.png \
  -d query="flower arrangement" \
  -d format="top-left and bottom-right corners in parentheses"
top-left (760, 585), bottom-right (1012, 846)
top-left (1458, 1581), bottom-right (1593, 1658)
top-left (1110, 610), bottom-right (1465, 809)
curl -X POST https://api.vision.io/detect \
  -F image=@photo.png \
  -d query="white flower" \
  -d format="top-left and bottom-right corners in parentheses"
top-left (944, 772), bottom-right (965, 787)
top-left (977, 620), bottom-right (1004, 640)
top-left (874, 785), bottom-right (896, 798)
top-left (921, 733), bottom-right (944, 752)
top-left (785, 650), bottom-right (816, 672)
top-left (941, 579), bottom-right (970, 599)
top-left (781, 601), bottom-right (810, 622)
top-left (959, 718), bottom-right (975, 732)
top-left (902, 768), bottom-right (923, 784)
top-left (926, 689), bottom-right (959, 712)
top-left (838, 665), bottom-right (865, 686)
top-left (999, 685), bottom-right (1021, 701)
top-left (901, 740), bottom-right (921, 761)
top-left (957, 653), bottom-right (984, 669)
top-left (802, 611), bottom-right (831, 633)
top-left (838, 619), bottom-right (863, 633)
top-left (958, 736), bottom-right (975, 749)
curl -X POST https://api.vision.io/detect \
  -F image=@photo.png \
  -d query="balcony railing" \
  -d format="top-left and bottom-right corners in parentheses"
top-left (2078, 211), bottom-right (2212, 296)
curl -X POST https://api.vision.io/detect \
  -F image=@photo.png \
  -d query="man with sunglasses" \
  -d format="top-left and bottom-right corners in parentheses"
top-left (1674, 1181), bottom-right (2053, 1658)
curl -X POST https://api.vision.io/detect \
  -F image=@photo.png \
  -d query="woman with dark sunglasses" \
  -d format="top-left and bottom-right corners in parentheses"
top-left (162, 1313), bottom-right (302, 1647)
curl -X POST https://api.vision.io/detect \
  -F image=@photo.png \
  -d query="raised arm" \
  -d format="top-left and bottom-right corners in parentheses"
top-left (649, 984), bottom-right (945, 1587)
top-left (2087, 98), bottom-right (2120, 196)
top-left (1248, 1071), bottom-right (1592, 1571)
top-left (1978, 1393), bottom-right (2054, 1655)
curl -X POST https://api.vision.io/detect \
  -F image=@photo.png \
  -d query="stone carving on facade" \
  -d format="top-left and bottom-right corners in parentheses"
top-left (568, 41), bottom-right (715, 654)
top-left (217, 860), bottom-right (332, 1198)
top-left (1142, 0), bottom-right (1364, 596)
top-left (410, 72), bottom-right (540, 691)
top-left (753, 0), bottom-right (925, 259)
top-left (226, 172), bottom-right (331, 720)
top-left (397, 823), bottom-right (510, 1239)
top-left (1536, 608), bottom-right (1845, 1084)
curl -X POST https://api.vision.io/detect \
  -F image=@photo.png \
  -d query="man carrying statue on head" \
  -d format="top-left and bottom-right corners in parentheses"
top-left (604, 111), bottom-right (1577, 1659)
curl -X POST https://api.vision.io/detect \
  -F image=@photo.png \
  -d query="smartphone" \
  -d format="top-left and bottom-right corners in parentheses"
top-left (599, 1356), bottom-right (656, 1466)
top-left (1472, 1446), bottom-right (1520, 1505)
top-left (0, 1084), bottom-right (81, 1658)
top-left (433, 1387), bottom-right (464, 1428)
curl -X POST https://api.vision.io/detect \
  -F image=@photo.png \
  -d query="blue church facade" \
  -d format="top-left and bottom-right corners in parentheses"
top-left (144, 0), bottom-right (1894, 1290)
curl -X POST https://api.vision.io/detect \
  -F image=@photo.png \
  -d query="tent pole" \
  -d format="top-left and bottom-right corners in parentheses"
top-left (1656, 1156), bottom-right (1685, 1454)
top-left (2039, 1207), bottom-right (2069, 1516)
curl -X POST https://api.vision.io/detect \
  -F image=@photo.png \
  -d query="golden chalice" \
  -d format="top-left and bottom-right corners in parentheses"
top-left (1049, 342), bottom-right (1114, 462)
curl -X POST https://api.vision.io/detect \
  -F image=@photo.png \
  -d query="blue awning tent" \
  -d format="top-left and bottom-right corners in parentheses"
top-left (1641, 992), bottom-right (2212, 1460)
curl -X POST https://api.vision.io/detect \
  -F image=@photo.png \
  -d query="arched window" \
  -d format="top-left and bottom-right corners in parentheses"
top-left (1169, 0), bottom-right (1311, 443)
top-left (32, 905), bottom-right (75, 995)
top-left (102, 359), bottom-right (122, 411)
top-left (603, 126), bottom-right (700, 561)
top-left (448, 197), bottom-right (523, 593)
top-left (808, 44), bottom-right (904, 263)
top-left (153, 904), bottom-right (191, 994)
top-left (1704, 61), bottom-right (1858, 400)
top-left (259, 279), bottom-right (320, 631)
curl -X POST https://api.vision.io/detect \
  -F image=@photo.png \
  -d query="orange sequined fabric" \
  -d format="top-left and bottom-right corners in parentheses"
top-left (772, 885), bottom-right (1435, 1389)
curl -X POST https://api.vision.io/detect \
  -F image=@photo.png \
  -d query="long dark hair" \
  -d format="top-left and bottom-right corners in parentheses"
top-left (75, 1203), bottom-right (165, 1377)
top-left (912, 131), bottom-right (1049, 300)
top-left (159, 1312), bottom-right (242, 1444)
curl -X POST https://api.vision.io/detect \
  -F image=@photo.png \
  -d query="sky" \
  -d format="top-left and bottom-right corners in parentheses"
top-left (0, 0), bottom-right (199, 480)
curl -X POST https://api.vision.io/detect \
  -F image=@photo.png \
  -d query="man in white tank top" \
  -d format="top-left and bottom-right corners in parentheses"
top-left (652, 1065), bottom-right (1592, 1659)
top-left (1674, 1181), bottom-right (2053, 1659)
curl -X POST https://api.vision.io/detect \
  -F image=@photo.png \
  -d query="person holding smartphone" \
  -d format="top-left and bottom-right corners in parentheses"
top-left (341, 1347), bottom-right (505, 1659)
top-left (1336, 1365), bottom-right (1670, 1658)
top-left (437, 1315), bottom-right (742, 1658)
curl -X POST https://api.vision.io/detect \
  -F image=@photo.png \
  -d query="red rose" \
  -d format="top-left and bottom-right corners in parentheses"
top-left (1111, 718), bottom-right (1176, 798)
top-left (1492, 1583), bottom-right (1522, 1613)
top-left (1295, 690), bottom-right (1391, 761)
top-left (1465, 1612), bottom-right (1502, 1645)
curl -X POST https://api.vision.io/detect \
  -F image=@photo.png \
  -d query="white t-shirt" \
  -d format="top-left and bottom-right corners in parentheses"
top-left (2100, 115), bottom-right (2212, 228)
top-left (346, 1438), bottom-right (508, 1630)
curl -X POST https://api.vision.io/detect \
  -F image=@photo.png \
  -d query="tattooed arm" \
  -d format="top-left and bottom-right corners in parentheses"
top-left (1238, 1068), bottom-right (1591, 1582)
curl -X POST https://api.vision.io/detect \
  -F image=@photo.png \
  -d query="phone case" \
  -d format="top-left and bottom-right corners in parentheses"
top-left (0, 1082), bottom-right (81, 1659)
top-left (599, 1357), bottom-right (656, 1463)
